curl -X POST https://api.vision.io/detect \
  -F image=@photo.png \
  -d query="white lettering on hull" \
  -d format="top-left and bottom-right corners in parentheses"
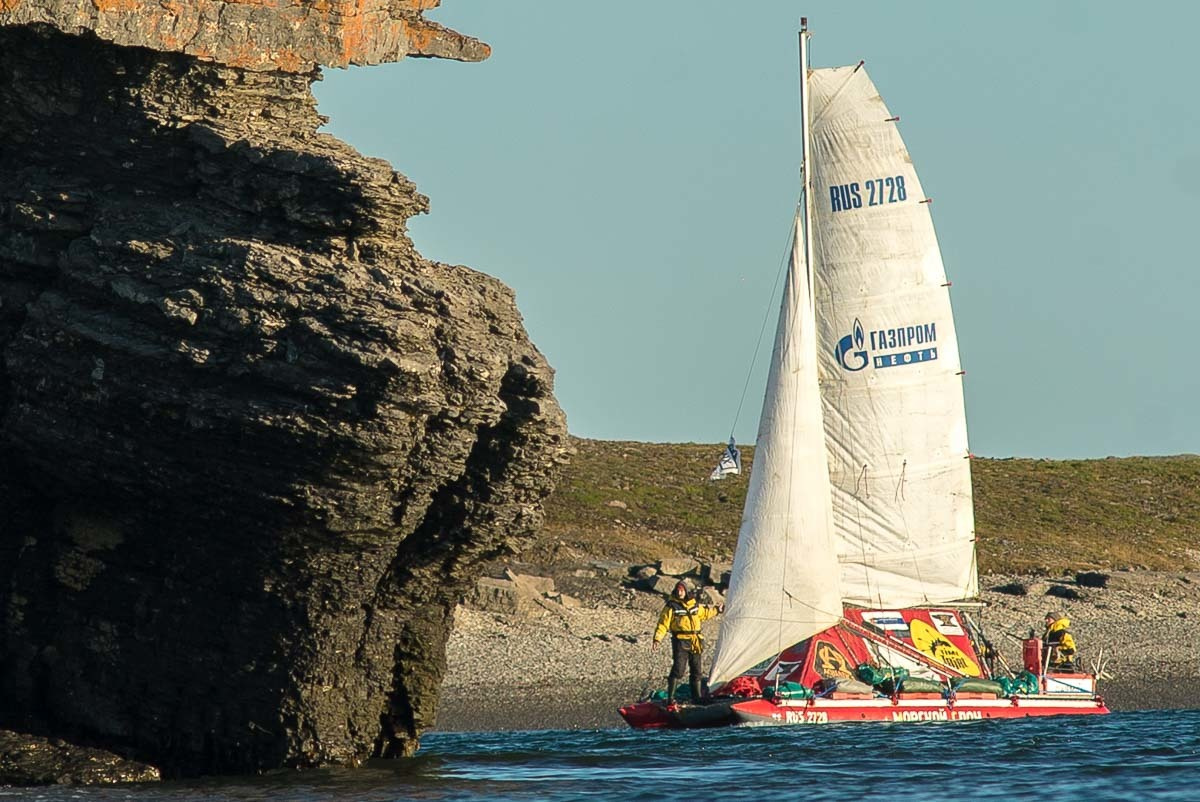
top-left (891, 709), bottom-right (984, 722)
top-left (763, 707), bottom-right (988, 725)
top-left (778, 710), bottom-right (830, 724)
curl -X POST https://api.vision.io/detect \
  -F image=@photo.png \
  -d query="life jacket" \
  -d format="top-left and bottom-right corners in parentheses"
top-left (654, 596), bottom-right (718, 650)
top-left (1042, 617), bottom-right (1077, 667)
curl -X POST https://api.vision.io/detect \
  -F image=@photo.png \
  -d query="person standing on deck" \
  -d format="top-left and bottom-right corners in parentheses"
top-left (1042, 611), bottom-right (1078, 671)
top-left (652, 581), bottom-right (723, 703)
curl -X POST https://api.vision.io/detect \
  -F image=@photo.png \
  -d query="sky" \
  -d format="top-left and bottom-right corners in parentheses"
top-left (314, 1), bottom-right (1200, 459)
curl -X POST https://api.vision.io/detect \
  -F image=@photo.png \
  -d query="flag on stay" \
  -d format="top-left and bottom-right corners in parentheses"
top-left (709, 438), bottom-right (742, 480)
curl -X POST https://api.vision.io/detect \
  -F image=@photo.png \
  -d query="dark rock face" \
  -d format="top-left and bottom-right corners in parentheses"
top-left (0, 729), bottom-right (160, 785)
top-left (0, 22), bottom-right (567, 777)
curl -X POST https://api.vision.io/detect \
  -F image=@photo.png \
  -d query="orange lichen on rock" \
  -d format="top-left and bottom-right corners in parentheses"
top-left (93, 0), bottom-right (154, 14)
top-left (338, 1), bottom-right (385, 64)
top-left (401, 17), bottom-right (442, 57)
top-left (399, 15), bottom-right (491, 60)
top-left (220, 39), bottom-right (268, 70)
top-left (0, 0), bottom-right (490, 71)
top-left (272, 47), bottom-right (303, 73)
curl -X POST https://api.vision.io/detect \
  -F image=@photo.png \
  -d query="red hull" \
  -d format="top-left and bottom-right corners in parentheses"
top-left (621, 694), bottom-right (1108, 729)
top-left (730, 694), bottom-right (1109, 725)
top-left (619, 699), bottom-right (741, 729)
top-left (619, 701), bottom-right (677, 729)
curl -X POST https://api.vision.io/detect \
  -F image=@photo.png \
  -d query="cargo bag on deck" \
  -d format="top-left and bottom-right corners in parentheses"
top-left (995, 671), bottom-right (1040, 697)
top-left (952, 677), bottom-right (1005, 697)
top-left (815, 677), bottom-right (875, 696)
top-left (763, 681), bottom-right (813, 701)
top-left (856, 664), bottom-right (909, 688)
top-left (878, 676), bottom-right (944, 695)
top-left (648, 685), bottom-right (695, 703)
top-left (895, 677), bottom-right (946, 695)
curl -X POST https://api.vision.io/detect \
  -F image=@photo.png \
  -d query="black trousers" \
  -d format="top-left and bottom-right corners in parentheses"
top-left (668, 638), bottom-right (702, 683)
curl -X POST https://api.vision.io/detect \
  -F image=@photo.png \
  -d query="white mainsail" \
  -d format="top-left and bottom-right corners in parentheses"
top-left (706, 220), bottom-right (843, 687)
top-left (809, 65), bottom-right (976, 607)
top-left (708, 49), bottom-right (976, 687)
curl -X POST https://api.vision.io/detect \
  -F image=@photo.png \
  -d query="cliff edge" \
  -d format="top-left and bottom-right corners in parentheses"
top-left (0, 5), bottom-right (567, 779)
top-left (0, 0), bottom-right (490, 71)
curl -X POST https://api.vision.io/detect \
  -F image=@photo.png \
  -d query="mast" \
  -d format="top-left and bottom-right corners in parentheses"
top-left (707, 18), bottom-right (843, 687)
top-left (798, 18), bottom-right (815, 309)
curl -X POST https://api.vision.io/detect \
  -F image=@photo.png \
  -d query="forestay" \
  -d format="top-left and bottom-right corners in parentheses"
top-left (808, 65), bottom-right (977, 608)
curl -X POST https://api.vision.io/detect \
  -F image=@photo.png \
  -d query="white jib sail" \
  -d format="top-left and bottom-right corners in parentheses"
top-left (809, 65), bottom-right (977, 607)
top-left (708, 219), bottom-right (844, 688)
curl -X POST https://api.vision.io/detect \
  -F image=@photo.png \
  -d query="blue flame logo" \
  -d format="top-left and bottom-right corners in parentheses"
top-left (834, 319), bottom-right (869, 372)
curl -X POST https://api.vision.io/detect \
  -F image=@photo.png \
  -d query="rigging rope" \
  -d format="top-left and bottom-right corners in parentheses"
top-left (728, 199), bottom-right (803, 440)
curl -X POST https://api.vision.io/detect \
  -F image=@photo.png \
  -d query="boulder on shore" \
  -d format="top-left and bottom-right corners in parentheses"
top-left (0, 730), bottom-right (160, 786)
top-left (657, 558), bottom-right (700, 577)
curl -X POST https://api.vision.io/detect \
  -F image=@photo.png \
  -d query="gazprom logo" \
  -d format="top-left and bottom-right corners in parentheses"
top-left (834, 319), bottom-right (940, 371)
top-left (834, 319), bottom-right (869, 371)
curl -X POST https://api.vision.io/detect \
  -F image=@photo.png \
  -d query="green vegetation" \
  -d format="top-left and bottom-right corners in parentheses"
top-left (537, 438), bottom-right (1200, 576)
top-left (972, 456), bottom-right (1200, 574)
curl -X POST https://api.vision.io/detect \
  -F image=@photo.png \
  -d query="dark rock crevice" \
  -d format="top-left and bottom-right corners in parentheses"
top-left (0, 13), bottom-right (567, 780)
top-left (371, 360), bottom-right (566, 758)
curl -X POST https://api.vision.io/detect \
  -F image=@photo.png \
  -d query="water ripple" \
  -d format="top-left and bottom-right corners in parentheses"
top-left (6, 710), bottom-right (1200, 802)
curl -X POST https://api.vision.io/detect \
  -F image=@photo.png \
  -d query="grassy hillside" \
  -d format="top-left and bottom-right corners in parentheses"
top-left (535, 438), bottom-right (1200, 576)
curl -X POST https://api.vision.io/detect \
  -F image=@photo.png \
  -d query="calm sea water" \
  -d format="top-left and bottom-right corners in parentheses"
top-left (6, 710), bottom-right (1198, 802)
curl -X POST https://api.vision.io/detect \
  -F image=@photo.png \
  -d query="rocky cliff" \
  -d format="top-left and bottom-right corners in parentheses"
top-left (0, 5), bottom-right (567, 779)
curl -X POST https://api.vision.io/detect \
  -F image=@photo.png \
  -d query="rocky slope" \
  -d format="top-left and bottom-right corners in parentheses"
top-left (0, 5), bottom-right (566, 780)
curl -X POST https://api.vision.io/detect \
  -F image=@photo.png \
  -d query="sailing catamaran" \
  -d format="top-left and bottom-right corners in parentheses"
top-left (620, 21), bottom-right (1107, 729)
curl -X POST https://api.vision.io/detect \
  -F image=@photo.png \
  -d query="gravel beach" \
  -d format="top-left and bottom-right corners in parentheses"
top-left (436, 570), bottom-right (1200, 731)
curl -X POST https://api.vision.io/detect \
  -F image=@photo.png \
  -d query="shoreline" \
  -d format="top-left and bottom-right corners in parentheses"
top-left (432, 676), bottom-right (1200, 734)
top-left (437, 570), bottom-right (1200, 732)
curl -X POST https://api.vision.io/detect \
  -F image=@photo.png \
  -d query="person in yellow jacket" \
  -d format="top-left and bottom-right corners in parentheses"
top-left (652, 580), bottom-right (723, 703)
top-left (1041, 611), bottom-right (1078, 671)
